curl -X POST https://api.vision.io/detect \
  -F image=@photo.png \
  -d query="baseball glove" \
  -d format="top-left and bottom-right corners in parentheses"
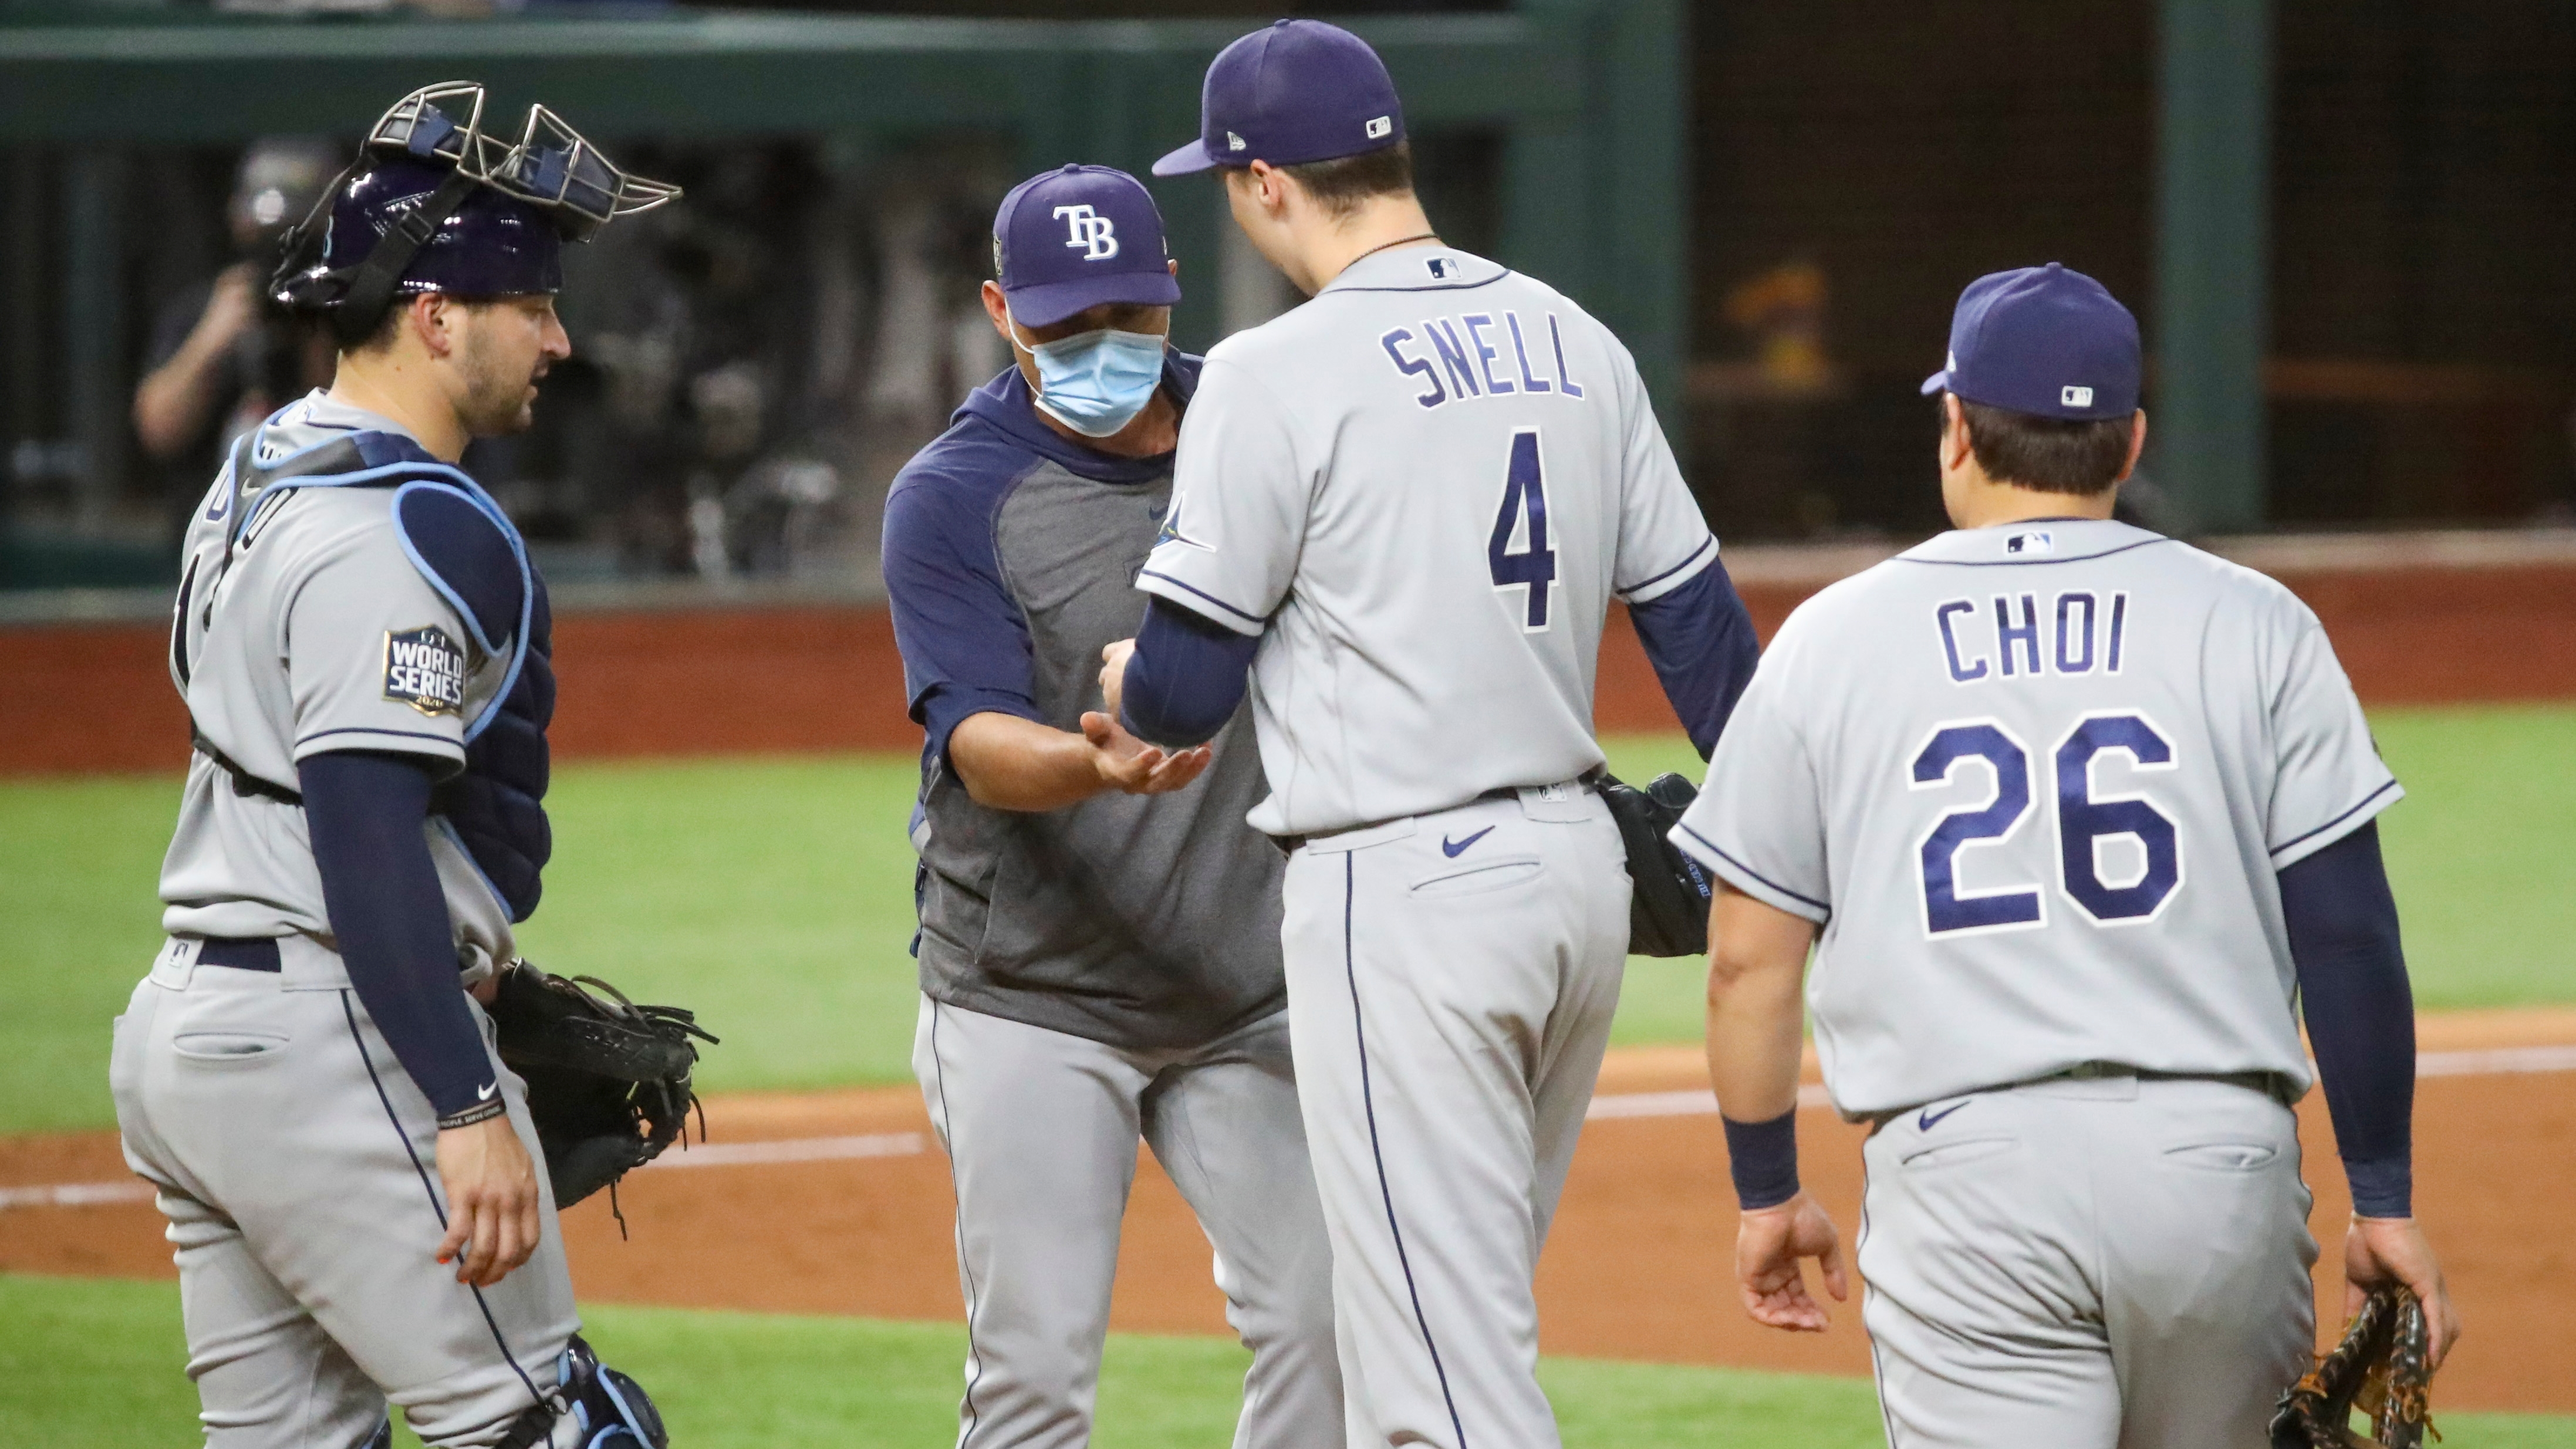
top-left (1600, 772), bottom-right (1713, 958)
top-left (488, 962), bottom-right (717, 1215)
top-left (2270, 1287), bottom-right (2438, 1448)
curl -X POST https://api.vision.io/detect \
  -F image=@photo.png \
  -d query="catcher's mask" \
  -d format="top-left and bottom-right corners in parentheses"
top-left (272, 82), bottom-right (680, 348)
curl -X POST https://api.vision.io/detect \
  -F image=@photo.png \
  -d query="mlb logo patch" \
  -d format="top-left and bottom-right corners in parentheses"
top-left (2061, 385), bottom-right (2094, 408)
top-left (2006, 531), bottom-right (2055, 556)
top-left (1366, 115), bottom-right (1393, 140)
top-left (383, 624), bottom-right (467, 717)
top-left (1426, 256), bottom-right (1454, 280)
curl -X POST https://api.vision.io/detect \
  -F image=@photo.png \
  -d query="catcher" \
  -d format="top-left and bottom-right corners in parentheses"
top-left (110, 83), bottom-right (697, 1449)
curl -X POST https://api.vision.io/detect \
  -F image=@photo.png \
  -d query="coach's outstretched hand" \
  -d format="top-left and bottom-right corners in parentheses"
top-left (1737, 1191), bottom-right (1849, 1333)
top-left (1081, 711), bottom-right (1214, 796)
top-left (2347, 1216), bottom-right (2462, 1369)
top-left (434, 1114), bottom-right (545, 1288)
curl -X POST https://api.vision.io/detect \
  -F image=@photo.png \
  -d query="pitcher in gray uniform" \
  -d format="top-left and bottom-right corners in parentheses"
top-left (112, 84), bottom-right (677, 1448)
top-left (880, 163), bottom-right (1339, 1449)
top-left (1679, 264), bottom-right (2461, 1447)
top-left (1109, 24), bottom-right (1761, 1449)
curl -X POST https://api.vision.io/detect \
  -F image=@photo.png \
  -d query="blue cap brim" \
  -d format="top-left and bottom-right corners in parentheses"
top-left (1919, 370), bottom-right (1950, 396)
top-left (1003, 269), bottom-right (1184, 330)
top-left (1152, 139), bottom-right (1223, 177)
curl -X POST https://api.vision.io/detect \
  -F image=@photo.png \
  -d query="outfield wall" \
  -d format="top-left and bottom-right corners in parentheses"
top-left (5, 529), bottom-right (2571, 777)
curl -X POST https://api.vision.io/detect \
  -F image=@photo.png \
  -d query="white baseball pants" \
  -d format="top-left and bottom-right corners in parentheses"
top-left (912, 997), bottom-right (1342, 1449)
top-left (109, 936), bottom-right (579, 1449)
top-left (1279, 786), bottom-right (1631, 1449)
top-left (1859, 1072), bottom-right (2319, 1448)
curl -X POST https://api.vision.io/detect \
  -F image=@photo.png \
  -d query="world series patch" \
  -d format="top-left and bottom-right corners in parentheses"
top-left (383, 625), bottom-right (468, 717)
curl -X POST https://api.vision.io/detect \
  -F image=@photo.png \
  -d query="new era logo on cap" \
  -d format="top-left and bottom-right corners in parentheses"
top-left (1227, 131), bottom-right (1246, 152)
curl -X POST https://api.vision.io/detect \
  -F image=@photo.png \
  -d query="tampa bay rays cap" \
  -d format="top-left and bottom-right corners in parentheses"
top-left (991, 164), bottom-right (1182, 329)
top-left (1152, 19), bottom-right (1406, 177)
top-left (1919, 262), bottom-right (2141, 421)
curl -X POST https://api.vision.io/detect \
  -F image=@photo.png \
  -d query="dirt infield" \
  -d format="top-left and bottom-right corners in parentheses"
top-left (8, 531), bottom-right (2575, 775)
top-left (8, 1009), bottom-right (2572, 1414)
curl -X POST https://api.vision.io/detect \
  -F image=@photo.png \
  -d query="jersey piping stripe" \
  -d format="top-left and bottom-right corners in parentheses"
top-left (924, 1002), bottom-right (990, 1449)
top-left (339, 991), bottom-right (552, 1417)
top-left (1619, 535), bottom-right (1719, 599)
top-left (2268, 779), bottom-right (2402, 860)
top-left (295, 725), bottom-right (466, 752)
top-left (1673, 824), bottom-right (1832, 914)
top-left (1137, 569), bottom-right (1266, 627)
top-left (1321, 274), bottom-right (1514, 295)
top-left (1888, 536), bottom-right (2176, 569)
top-left (1343, 852), bottom-right (1471, 1448)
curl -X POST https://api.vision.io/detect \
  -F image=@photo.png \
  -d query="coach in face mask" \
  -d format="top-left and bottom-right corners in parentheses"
top-left (877, 163), bottom-right (1340, 1449)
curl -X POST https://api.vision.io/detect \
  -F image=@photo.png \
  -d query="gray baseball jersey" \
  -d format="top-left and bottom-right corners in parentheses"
top-left (1676, 518), bottom-right (2399, 1116)
top-left (161, 391), bottom-right (518, 975)
top-left (1137, 246), bottom-right (1717, 836)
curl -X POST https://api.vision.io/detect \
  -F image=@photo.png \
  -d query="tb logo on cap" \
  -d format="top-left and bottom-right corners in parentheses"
top-left (1054, 204), bottom-right (1119, 261)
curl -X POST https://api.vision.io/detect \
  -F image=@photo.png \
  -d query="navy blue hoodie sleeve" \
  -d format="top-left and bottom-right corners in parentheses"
top-left (299, 750), bottom-right (499, 1126)
top-left (2281, 822), bottom-right (2415, 1217)
top-left (882, 448), bottom-right (1043, 766)
top-left (1120, 597), bottom-right (1260, 747)
top-left (1626, 558), bottom-right (1761, 761)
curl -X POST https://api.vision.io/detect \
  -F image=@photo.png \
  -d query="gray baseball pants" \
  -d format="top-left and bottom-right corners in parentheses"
top-left (1278, 787), bottom-right (1632, 1449)
top-left (911, 997), bottom-right (1342, 1449)
top-left (1859, 1072), bottom-right (2319, 1448)
top-left (110, 935), bottom-right (579, 1448)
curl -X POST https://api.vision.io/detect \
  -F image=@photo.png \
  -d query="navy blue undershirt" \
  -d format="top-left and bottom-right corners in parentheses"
top-left (299, 750), bottom-right (496, 1123)
top-left (1626, 562), bottom-right (1760, 760)
top-left (2281, 821), bottom-right (2416, 1217)
top-left (1723, 819), bottom-right (2419, 1217)
top-left (1119, 598), bottom-right (1261, 747)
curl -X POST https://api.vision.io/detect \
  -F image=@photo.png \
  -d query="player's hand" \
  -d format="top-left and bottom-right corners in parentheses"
top-left (1098, 637), bottom-right (1137, 720)
top-left (433, 1113), bottom-right (543, 1288)
top-left (2347, 1216), bottom-right (2461, 1370)
top-left (1081, 711), bottom-right (1213, 795)
top-left (190, 264), bottom-right (262, 356)
top-left (1736, 1191), bottom-right (1849, 1333)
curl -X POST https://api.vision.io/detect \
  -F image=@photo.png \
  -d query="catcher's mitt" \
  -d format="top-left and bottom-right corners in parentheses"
top-left (2270, 1287), bottom-right (2437, 1448)
top-left (489, 962), bottom-right (717, 1215)
top-left (1600, 772), bottom-right (1713, 958)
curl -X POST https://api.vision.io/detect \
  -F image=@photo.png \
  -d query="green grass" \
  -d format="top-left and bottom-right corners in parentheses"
top-left (5, 705), bottom-right (2572, 1133)
top-left (6, 1273), bottom-right (2568, 1447)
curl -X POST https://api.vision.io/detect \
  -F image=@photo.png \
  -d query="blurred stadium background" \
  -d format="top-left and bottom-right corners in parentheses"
top-left (4, 2), bottom-right (2575, 1445)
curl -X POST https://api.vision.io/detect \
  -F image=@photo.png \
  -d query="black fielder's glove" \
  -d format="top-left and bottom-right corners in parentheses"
top-left (488, 962), bottom-right (717, 1214)
top-left (1599, 772), bottom-right (1714, 958)
top-left (2270, 1286), bottom-right (2437, 1448)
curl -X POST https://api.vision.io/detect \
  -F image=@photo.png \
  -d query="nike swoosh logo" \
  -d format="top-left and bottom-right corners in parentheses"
top-left (1917, 1100), bottom-right (1969, 1131)
top-left (476, 1082), bottom-right (498, 1103)
top-left (1441, 826), bottom-right (1496, 858)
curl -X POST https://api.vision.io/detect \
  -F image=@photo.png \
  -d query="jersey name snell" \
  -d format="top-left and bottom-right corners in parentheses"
top-left (382, 624), bottom-right (469, 716)
top-left (1377, 309), bottom-right (1589, 411)
top-left (1936, 590), bottom-right (2130, 685)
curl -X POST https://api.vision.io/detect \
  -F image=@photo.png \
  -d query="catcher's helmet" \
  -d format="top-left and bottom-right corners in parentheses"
top-left (273, 82), bottom-right (678, 347)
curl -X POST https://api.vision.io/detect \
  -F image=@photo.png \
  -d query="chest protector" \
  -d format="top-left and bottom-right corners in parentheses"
top-left (172, 424), bottom-right (555, 923)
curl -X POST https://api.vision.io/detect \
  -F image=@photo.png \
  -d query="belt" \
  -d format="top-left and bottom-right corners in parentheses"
top-left (197, 935), bottom-right (283, 972)
top-left (1271, 779), bottom-right (1590, 856)
top-left (1872, 1061), bottom-right (2294, 1127)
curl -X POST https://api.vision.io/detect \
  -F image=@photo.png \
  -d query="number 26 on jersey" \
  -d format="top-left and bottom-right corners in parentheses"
top-left (1910, 712), bottom-right (2181, 937)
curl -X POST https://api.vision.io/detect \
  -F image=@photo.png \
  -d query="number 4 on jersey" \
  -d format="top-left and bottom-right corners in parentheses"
top-left (1488, 429), bottom-right (1556, 631)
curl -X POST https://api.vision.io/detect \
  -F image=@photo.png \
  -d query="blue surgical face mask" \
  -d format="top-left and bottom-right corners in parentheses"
top-left (1010, 310), bottom-right (1168, 438)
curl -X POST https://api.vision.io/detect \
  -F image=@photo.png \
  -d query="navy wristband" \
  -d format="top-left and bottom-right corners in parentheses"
top-left (1723, 1109), bottom-right (1801, 1211)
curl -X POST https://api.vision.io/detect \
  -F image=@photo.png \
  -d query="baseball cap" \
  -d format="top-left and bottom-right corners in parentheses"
top-left (1151, 19), bottom-right (1406, 177)
top-left (1919, 263), bottom-right (2141, 421)
top-left (992, 164), bottom-right (1183, 329)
